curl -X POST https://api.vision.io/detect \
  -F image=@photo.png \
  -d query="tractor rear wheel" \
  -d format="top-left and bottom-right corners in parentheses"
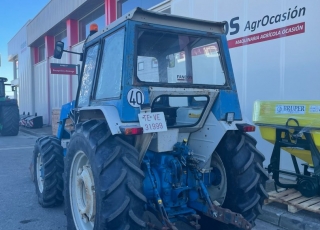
top-left (33, 136), bottom-right (64, 207)
top-left (64, 120), bottom-right (146, 230)
top-left (0, 105), bottom-right (19, 136)
top-left (199, 131), bottom-right (268, 229)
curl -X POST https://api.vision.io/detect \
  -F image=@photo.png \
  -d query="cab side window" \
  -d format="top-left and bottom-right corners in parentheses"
top-left (95, 29), bottom-right (125, 100)
top-left (78, 44), bottom-right (99, 107)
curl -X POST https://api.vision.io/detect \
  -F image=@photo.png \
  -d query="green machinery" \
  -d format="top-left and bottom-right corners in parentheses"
top-left (0, 77), bottom-right (19, 136)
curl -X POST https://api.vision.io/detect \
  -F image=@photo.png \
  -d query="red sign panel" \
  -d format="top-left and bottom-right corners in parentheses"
top-left (228, 22), bottom-right (305, 49)
top-left (50, 63), bottom-right (77, 75)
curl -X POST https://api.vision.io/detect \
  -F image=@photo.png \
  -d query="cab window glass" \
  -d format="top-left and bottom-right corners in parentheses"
top-left (136, 29), bottom-right (226, 86)
top-left (95, 29), bottom-right (125, 100)
top-left (78, 44), bottom-right (99, 107)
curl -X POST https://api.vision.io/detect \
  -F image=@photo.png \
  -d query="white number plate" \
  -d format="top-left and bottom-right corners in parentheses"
top-left (138, 112), bottom-right (168, 133)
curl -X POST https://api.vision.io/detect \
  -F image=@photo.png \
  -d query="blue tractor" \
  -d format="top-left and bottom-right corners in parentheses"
top-left (32, 8), bottom-right (268, 230)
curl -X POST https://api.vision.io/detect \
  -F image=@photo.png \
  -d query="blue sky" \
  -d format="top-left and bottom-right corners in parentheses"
top-left (0, 0), bottom-right (50, 82)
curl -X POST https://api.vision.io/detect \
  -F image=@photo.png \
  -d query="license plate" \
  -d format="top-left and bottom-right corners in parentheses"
top-left (138, 112), bottom-right (168, 133)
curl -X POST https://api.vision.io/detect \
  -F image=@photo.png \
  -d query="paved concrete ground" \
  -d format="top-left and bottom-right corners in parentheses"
top-left (259, 202), bottom-right (320, 230)
top-left (0, 131), bottom-right (66, 230)
top-left (3, 125), bottom-right (317, 229)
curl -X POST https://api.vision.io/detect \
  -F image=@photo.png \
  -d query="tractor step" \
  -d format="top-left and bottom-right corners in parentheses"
top-left (265, 188), bottom-right (320, 214)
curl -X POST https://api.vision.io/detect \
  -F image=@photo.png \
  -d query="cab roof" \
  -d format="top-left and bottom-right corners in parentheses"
top-left (87, 7), bottom-right (226, 42)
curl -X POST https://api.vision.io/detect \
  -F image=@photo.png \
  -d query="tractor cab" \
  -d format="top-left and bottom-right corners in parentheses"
top-left (68, 8), bottom-right (243, 137)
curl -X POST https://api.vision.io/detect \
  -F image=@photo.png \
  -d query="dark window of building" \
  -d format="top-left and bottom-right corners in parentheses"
top-left (79, 5), bottom-right (106, 42)
top-left (38, 44), bottom-right (45, 62)
top-left (15, 60), bottom-right (19, 79)
top-left (55, 30), bottom-right (68, 47)
top-left (117, 0), bottom-right (165, 17)
top-left (14, 59), bottom-right (19, 102)
top-left (0, 80), bottom-right (4, 97)
top-left (95, 29), bottom-right (125, 100)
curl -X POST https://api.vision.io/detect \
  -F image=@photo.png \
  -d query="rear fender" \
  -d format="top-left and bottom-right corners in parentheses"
top-left (78, 106), bottom-right (139, 135)
top-left (57, 101), bottom-right (75, 139)
top-left (188, 112), bottom-right (250, 169)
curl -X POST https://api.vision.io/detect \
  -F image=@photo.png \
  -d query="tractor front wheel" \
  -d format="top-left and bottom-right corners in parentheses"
top-left (33, 136), bottom-right (64, 207)
top-left (64, 120), bottom-right (146, 230)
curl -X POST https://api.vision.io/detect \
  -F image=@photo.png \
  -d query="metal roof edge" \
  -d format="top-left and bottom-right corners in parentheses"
top-left (87, 7), bottom-right (226, 43)
top-left (7, 20), bottom-right (31, 46)
top-left (26, 0), bottom-right (52, 26)
top-left (130, 7), bottom-right (226, 31)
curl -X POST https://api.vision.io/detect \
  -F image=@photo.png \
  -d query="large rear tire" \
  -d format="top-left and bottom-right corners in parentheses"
top-left (33, 136), bottom-right (64, 207)
top-left (0, 105), bottom-right (19, 136)
top-left (199, 131), bottom-right (268, 230)
top-left (64, 120), bottom-right (147, 230)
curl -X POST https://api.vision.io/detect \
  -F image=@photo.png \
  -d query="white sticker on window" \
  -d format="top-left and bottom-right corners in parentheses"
top-left (275, 105), bottom-right (306, 114)
top-left (309, 105), bottom-right (320, 113)
top-left (177, 75), bottom-right (187, 82)
top-left (127, 88), bottom-right (144, 108)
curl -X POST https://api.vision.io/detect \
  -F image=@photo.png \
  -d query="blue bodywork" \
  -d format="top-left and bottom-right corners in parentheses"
top-left (142, 142), bottom-right (220, 222)
top-left (56, 101), bottom-right (75, 140)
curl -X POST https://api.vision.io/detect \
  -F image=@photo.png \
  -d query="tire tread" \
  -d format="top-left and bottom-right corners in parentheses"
top-left (0, 105), bottom-right (19, 136)
top-left (201, 131), bottom-right (268, 229)
top-left (33, 136), bottom-right (64, 208)
top-left (64, 121), bottom-right (146, 230)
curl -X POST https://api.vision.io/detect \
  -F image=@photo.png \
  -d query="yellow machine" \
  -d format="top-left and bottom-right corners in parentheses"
top-left (253, 101), bottom-right (320, 197)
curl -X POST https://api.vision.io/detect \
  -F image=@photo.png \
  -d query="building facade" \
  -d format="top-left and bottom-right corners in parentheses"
top-left (8, 0), bottom-right (320, 171)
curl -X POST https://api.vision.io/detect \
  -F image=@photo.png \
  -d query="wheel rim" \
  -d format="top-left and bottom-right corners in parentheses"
top-left (207, 152), bottom-right (227, 205)
top-left (36, 153), bottom-right (44, 193)
top-left (70, 151), bottom-right (96, 230)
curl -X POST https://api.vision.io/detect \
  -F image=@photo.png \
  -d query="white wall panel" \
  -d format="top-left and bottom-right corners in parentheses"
top-left (8, 23), bottom-right (33, 116)
top-left (49, 52), bottom-right (70, 110)
top-left (171, 0), bottom-right (320, 172)
top-left (43, 42), bottom-right (84, 124)
top-left (18, 50), bottom-right (33, 115)
top-left (34, 61), bottom-right (49, 124)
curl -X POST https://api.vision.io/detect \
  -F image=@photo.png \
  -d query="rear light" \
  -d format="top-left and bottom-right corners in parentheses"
top-left (120, 126), bottom-right (144, 135)
top-left (236, 123), bottom-right (256, 132)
